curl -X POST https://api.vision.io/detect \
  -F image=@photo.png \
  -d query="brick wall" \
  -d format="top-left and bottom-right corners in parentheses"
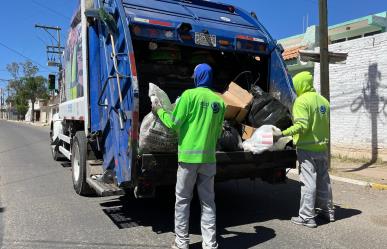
top-left (314, 32), bottom-right (387, 161)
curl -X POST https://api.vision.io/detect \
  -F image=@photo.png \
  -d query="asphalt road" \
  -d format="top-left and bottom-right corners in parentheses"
top-left (0, 119), bottom-right (386, 249)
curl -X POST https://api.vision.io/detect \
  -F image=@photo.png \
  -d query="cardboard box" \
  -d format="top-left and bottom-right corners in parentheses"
top-left (225, 82), bottom-right (253, 108)
top-left (235, 108), bottom-right (249, 123)
top-left (216, 93), bottom-right (240, 119)
top-left (242, 125), bottom-right (257, 140)
top-left (217, 82), bottom-right (253, 121)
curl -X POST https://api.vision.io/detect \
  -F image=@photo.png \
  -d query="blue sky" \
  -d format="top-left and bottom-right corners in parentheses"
top-left (0, 0), bottom-right (386, 91)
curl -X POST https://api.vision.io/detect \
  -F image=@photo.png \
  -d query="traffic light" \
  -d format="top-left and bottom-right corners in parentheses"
top-left (48, 74), bottom-right (56, 90)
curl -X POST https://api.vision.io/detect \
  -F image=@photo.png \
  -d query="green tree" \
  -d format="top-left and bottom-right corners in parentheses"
top-left (13, 93), bottom-right (29, 119)
top-left (6, 61), bottom-right (49, 121)
top-left (23, 75), bottom-right (48, 122)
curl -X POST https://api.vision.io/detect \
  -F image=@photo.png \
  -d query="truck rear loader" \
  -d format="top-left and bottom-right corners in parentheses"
top-left (50, 0), bottom-right (297, 197)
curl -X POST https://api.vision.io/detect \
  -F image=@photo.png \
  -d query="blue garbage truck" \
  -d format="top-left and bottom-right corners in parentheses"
top-left (50, 0), bottom-right (297, 197)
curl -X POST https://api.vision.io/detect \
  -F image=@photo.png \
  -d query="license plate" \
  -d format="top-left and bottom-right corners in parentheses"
top-left (195, 32), bottom-right (216, 47)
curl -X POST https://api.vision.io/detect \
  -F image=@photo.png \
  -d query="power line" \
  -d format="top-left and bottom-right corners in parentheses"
top-left (0, 41), bottom-right (51, 71)
top-left (31, 0), bottom-right (71, 20)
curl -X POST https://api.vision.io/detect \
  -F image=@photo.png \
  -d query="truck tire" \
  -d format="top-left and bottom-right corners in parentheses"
top-left (51, 145), bottom-right (61, 161)
top-left (50, 128), bottom-right (62, 161)
top-left (71, 131), bottom-right (94, 196)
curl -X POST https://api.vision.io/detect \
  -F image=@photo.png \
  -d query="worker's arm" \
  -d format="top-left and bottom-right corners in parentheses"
top-left (157, 92), bottom-right (189, 131)
top-left (217, 104), bottom-right (225, 139)
top-left (282, 99), bottom-right (309, 136)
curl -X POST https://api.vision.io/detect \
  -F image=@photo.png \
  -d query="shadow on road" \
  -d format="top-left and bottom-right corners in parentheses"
top-left (99, 178), bottom-right (361, 248)
top-left (0, 206), bottom-right (4, 249)
top-left (191, 226), bottom-right (275, 249)
top-left (316, 205), bottom-right (362, 226)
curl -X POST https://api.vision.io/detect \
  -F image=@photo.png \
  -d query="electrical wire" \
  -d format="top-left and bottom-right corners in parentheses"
top-left (31, 0), bottom-right (71, 20)
top-left (0, 41), bottom-right (51, 71)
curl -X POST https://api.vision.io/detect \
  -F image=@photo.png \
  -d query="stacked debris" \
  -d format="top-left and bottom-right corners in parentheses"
top-left (248, 85), bottom-right (292, 130)
top-left (139, 74), bottom-right (293, 155)
top-left (215, 77), bottom-right (293, 154)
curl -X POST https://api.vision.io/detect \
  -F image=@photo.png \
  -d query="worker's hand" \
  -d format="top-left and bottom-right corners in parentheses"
top-left (151, 97), bottom-right (162, 115)
top-left (273, 133), bottom-right (283, 142)
top-left (272, 128), bottom-right (283, 142)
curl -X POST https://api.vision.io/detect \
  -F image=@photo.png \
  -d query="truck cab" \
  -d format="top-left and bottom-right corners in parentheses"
top-left (50, 0), bottom-right (297, 197)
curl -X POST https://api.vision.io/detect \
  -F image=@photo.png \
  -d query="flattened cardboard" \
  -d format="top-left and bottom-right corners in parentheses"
top-left (242, 125), bottom-right (257, 140)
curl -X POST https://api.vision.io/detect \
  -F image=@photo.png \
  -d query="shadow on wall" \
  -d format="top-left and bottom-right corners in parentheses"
top-left (349, 63), bottom-right (386, 171)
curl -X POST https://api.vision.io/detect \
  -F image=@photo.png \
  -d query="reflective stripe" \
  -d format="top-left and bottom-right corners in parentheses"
top-left (179, 150), bottom-right (212, 155)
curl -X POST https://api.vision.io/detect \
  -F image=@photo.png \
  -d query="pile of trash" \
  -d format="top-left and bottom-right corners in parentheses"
top-left (242, 125), bottom-right (292, 154)
top-left (138, 77), bottom-right (293, 155)
top-left (215, 78), bottom-right (293, 154)
top-left (248, 86), bottom-right (292, 130)
top-left (139, 83), bottom-right (177, 154)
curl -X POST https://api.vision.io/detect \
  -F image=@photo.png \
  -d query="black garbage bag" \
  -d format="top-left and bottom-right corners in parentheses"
top-left (248, 86), bottom-right (292, 130)
top-left (217, 121), bottom-right (242, 152)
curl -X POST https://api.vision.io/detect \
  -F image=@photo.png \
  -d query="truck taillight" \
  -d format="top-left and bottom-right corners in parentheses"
top-left (218, 40), bottom-right (231, 46)
top-left (259, 44), bottom-right (267, 52)
top-left (180, 34), bottom-right (192, 40)
top-left (133, 25), bottom-right (141, 35)
top-left (147, 28), bottom-right (160, 38)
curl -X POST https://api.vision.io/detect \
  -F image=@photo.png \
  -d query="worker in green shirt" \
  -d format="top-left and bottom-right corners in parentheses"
top-left (277, 71), bottom-right (334, 228)
top-left (152, 63), bottom-right (225, 249)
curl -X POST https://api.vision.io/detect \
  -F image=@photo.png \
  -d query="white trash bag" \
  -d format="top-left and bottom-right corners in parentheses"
top-left (139, 83), bottom-right (178, 154)
top-left (148, 82), bottom-right (173, 112)
top-left (270, 136), bottom-right (293, 151)
top-left (242, 125), bottom-right (292, 154)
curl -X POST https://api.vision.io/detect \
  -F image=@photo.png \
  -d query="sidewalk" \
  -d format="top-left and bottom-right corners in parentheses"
top-left (4, 119), bottom-right (49, 127)
top-left (330, 158), bottom-right (387, 189)
top-left (289, 158), bottom-right (387, 190)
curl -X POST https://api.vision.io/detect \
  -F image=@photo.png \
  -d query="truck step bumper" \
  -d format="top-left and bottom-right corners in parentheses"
top-left (86, 177), bottom-right (125, 197)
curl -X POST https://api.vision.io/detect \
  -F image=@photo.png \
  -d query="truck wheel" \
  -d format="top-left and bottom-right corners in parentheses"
top-left (50, 129), bottom-right (62, 161)
top-left (71, 131), bottom-right (94, 196)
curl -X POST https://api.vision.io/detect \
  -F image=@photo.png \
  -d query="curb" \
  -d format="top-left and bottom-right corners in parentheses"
top-left (370, 183), bottom-right (387, 191)
top-left (4, 119), bottom-right (48, 127)
top-left (288, 169), bottom-right (387, 190)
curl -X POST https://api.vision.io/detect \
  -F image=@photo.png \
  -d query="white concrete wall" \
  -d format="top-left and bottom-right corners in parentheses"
top-left (314, 32), bottom-right (387, 161)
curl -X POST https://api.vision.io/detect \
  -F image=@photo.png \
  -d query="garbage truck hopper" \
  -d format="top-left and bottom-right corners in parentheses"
top-left (51, 0), bottom-right (297, 197)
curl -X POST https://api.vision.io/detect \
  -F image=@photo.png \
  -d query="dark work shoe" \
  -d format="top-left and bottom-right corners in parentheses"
top-left (317, 211), bottom-right (335, 222)
top-left (94, 169), bottom-right (114, 184)
top-left (291, 216), bottom-right (317, 228)
top-left (171, 242), bottom-right (187, 249)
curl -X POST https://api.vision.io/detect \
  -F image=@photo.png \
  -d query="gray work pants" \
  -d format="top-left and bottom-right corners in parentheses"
top-left (175, 163), bottom-right (218, 249)
top-left (297, 149), bottom-right (334, 220)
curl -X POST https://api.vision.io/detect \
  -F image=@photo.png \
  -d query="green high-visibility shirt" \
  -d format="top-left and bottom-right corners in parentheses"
top-left (282, 71), bottom-right (330, 152)
top-left (157, 87), bottom-right (225, 163)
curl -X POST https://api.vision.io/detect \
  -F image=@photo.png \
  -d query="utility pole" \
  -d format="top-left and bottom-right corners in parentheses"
top-left (35, 24), bottom-right (64, 68)
top-left (0, 88), bottom-right (3, 119)
top-left (35, 24), bottom-right (63, 124)
top-left (319, 0), bottom-right (331, 168)
top-left (319, 0), bottom-right (329, 100)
